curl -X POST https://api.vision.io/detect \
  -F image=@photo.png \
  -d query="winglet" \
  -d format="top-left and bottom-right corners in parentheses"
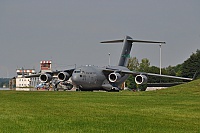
top-left (192, 70), bottom-right (199, 80)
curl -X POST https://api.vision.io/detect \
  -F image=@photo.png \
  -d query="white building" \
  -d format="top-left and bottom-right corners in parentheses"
top-left (30, 77), bottom-right (40, 88)
top-left (16, 68), bottom-right (36, 88)
top-left (16, 78), bottom-right (31, 87)
top-left (15, 61), bottom-right (52, 88)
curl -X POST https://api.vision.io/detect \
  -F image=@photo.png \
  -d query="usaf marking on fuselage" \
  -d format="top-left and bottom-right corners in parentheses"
top-left (27, 36), bottom-right (193, 91)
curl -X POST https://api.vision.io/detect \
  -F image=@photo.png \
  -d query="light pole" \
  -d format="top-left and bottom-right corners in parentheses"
top-left (159, 43), bottom-right (162, 75)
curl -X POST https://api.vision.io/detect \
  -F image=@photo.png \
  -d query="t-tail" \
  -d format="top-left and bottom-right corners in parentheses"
top-left (101, 35), bottom-right (165, 67)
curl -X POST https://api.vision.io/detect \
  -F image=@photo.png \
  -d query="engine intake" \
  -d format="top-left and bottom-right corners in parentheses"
top-left (39, 73), bottom-right (52, 83)
top-left (108, 72), bottom-right (121, 82)
top-left (135, 75), bottom-right (148, 84)
top-left (58, 72), bottom-right (70, 81)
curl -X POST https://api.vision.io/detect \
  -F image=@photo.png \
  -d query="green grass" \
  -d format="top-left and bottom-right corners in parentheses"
top-left (0, 79), bottom-right (200, 133)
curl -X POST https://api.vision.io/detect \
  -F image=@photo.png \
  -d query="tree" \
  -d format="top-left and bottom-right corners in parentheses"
top-left (125, 74), bottom-right (137, 89)
top-left (174, 64), bottom-right (182, 77)
top-left (138, 58), bottom-right (150, 72)
top-left (181, 49), bottom-right (200, 79)
top-left (148, 66), bottom-right (160, 83)
top-left (126, 57), bottom-right (139, 89)
top-left (0, 78), bottom-right (9, 88)
top-left (127, 57), bottom-right (139, 71)
top-left (126, 58), bottom-right (150, 91)
top-left (125, 49), bottom-right (200, 91)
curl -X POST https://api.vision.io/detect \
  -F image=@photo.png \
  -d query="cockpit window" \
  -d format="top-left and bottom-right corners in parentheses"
top-left (74, 70), bottom-right (81, 73)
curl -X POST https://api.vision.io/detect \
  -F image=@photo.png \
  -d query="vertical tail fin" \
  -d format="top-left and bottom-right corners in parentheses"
top-left (118, 36), bottom-right (133, 66)
top-left (101, 36), bottom-right (165, 67)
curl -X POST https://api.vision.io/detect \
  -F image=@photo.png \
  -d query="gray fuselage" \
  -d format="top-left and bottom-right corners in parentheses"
top-left (71, 65), bottom-right (129, 91)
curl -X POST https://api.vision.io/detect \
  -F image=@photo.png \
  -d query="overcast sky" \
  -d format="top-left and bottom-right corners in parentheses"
top-left (0, 0), bottom-right (200, 77)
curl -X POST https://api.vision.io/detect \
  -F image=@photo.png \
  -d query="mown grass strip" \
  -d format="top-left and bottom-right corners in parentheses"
top-left (0, 79), bottom-right (200, 132)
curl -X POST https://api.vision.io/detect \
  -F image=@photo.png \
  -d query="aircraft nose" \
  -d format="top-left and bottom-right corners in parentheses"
top-left (71, 74), bottom-right (79, 83)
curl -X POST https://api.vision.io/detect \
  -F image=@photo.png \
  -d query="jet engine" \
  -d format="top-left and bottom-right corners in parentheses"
top-left (58, 72), bottom-right (70, 81)
top-left (39, 73), bottom-right (52, 83)
top-left (135, 75), bottom-right (148, 84)
top-left (108, 72), bottom-right (121, 82)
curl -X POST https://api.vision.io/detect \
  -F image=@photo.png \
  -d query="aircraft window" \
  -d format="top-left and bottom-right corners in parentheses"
top-left (75, 70), bottom-right (81, 73)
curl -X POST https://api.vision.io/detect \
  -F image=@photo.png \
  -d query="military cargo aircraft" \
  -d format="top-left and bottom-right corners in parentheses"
top-left (29, 36), bottom-right (193, 91)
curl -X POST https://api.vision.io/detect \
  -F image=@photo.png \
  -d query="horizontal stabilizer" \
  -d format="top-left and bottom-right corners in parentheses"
top-left (101, 39), bottom-right (124, 43)
top-left (101, 38), bottom-right (165, 44)
top-left (127, 39), bottom-right (165, 44)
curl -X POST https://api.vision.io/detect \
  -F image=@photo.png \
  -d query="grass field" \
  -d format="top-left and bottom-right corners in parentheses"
top-left (0, 79), bottom-right (200, 133)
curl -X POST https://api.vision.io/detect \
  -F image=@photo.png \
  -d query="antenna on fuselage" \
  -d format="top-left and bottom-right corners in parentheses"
top-left (108, 53), bottom-right (111, 66)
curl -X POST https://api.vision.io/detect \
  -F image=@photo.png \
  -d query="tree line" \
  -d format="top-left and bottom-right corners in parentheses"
top-left (0, 78), bottom-right (9, 88)
top-left (126, 49), bottom-right (200, 89)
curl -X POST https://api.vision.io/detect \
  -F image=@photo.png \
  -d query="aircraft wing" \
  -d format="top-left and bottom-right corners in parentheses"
top-left (62, 68), bottom-right (75, 73)
top-left (102, 68), bottom-right (193, 81)
top-left (25, 68), bottom-right (75, 78)
top-left (123, 70), bottom-right (192, 81)
top-left (102, 67), bottom-right (141, 76)
top-left (25, 73), bottom-right (42, 78)
top-left (143, 72), bottom-right (193, 81)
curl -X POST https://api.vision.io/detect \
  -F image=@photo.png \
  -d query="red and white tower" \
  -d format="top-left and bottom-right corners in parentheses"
top-left (40, 60), bottom-right (52, 73)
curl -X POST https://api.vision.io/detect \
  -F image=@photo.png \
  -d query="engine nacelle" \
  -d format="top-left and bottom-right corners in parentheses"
top-left (39, 73), bottom-right (52, 83)
top-left (58, 72), bottom-right (70, 81)
top-left (135, 75), bottom-right (148, 84)
top-left (108, 72), bottom-right (121, 82)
